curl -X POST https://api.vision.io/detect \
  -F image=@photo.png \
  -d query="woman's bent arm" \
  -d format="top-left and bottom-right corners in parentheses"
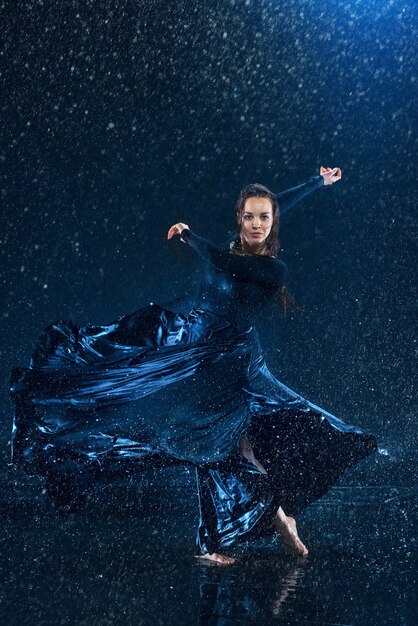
top-left (180, 228), bottom-right (288, 288)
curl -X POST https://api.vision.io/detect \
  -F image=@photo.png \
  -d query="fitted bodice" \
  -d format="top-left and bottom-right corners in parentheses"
top-left (179, 228), bottom-right (288, 331)
top-left (195, 259), bottom-right (278, 330)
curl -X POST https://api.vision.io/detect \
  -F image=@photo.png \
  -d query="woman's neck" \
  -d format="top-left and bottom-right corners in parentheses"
top-left (241, 239), bottom-right (269, 256)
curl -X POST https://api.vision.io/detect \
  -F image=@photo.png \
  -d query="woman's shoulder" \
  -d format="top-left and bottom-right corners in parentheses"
top-left (270, 257), bottom-right (288, 274)
top-left (264, 253), bottom-right (288, 267)
top-left (262, 255), bottom-right (288, 283)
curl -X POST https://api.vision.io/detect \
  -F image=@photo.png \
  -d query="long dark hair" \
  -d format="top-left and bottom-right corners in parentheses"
top-left (229, 183), bottom-right (308, 318)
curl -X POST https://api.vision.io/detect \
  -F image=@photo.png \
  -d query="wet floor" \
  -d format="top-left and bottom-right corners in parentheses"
top-left (0, 465), bottom-right (415, 625)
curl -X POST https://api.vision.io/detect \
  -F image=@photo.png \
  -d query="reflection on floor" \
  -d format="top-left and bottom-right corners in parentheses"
top-left (0, 465), bottom-right (415, 625)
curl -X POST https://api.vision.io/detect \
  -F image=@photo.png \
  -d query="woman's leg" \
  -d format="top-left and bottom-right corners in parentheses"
top-left (194, 454), bottom-right (278, 564)
top-left (194, 459), bottom-right (309, 561)
top-left (239, 431), bottom-right (268, 475)
top-left (194, 466), bottom-right (237, 564)
top-left (239, 433), bottom-right (308, 556)
top-left (272, 507), bottom-right (309, 556)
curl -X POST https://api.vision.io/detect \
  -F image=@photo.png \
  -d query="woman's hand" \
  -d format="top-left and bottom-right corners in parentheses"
top-left (320, 166), bottom-right (342, 185)
top-left (167, 222), bottom-right (190, 242)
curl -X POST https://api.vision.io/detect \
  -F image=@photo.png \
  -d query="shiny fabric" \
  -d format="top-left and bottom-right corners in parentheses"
top-left (11, 306), bottom-right (257, 467)
top-left (10, 174), bottom-right (378, 554)
top-left (10, 301), bottom-right (377, 554)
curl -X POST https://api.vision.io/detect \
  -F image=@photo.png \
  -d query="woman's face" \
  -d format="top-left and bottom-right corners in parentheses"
top-left (237, 197), bottom-right (273, 249)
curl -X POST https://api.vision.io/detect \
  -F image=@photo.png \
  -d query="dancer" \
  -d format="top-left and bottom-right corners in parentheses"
top-left (10, 167), bottom-right (377, 563)
top-left (166, 167), bottom-right (376, 564)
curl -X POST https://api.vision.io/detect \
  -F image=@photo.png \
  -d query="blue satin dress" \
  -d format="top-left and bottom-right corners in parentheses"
top-left (9, 175), bottom-right (377, 555)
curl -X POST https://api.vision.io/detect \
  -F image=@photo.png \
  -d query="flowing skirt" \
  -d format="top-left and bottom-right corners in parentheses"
top-left (10, 303), bottom-right (377, 554)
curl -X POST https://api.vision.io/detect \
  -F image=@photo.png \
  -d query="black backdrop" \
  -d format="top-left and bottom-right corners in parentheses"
top-left (1, 0), bottom-right (416, 479)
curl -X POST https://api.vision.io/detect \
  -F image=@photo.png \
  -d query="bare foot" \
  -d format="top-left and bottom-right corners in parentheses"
top-left (273, 507), bottom-right (309, 557)
top-left (194, 552), bottom-right (236, 565)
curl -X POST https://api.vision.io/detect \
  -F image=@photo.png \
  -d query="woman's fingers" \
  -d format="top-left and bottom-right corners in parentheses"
top-left (320, 166), bottom-right (341, 173)
top-left (167, 222), bottom-right (189, 239)
top-left (320, 166), bottom-right (342, 184)
top-left (167, 225), bottom-right (179, 239)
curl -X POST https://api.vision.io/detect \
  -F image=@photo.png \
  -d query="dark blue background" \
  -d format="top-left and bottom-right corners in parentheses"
top-left (1, 2), bottom-right (416, 624)
top-left (2, 0), bottom-right (415, 468)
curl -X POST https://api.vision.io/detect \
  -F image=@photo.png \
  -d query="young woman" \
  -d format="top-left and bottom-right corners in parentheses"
top-left (10, 167), bottom-right (377, 563)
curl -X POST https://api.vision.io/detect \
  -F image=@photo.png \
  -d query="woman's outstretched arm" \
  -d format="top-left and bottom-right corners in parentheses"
top-left (277, 166), bottom-right (342, 216)
top-left (167, 224), bottom-right (288, 289)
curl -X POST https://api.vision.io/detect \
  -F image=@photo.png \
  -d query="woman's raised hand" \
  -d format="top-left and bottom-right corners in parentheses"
top-left (167, 222), bottom-right (190, 242)
top-left (320, 166), bottom-right (342, 185)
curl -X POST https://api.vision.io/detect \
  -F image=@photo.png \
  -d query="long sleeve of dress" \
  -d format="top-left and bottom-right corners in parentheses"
top-left (276, 174), bottom-right (324, 216)
top-left (180, 229), bottom-right (288, 288)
